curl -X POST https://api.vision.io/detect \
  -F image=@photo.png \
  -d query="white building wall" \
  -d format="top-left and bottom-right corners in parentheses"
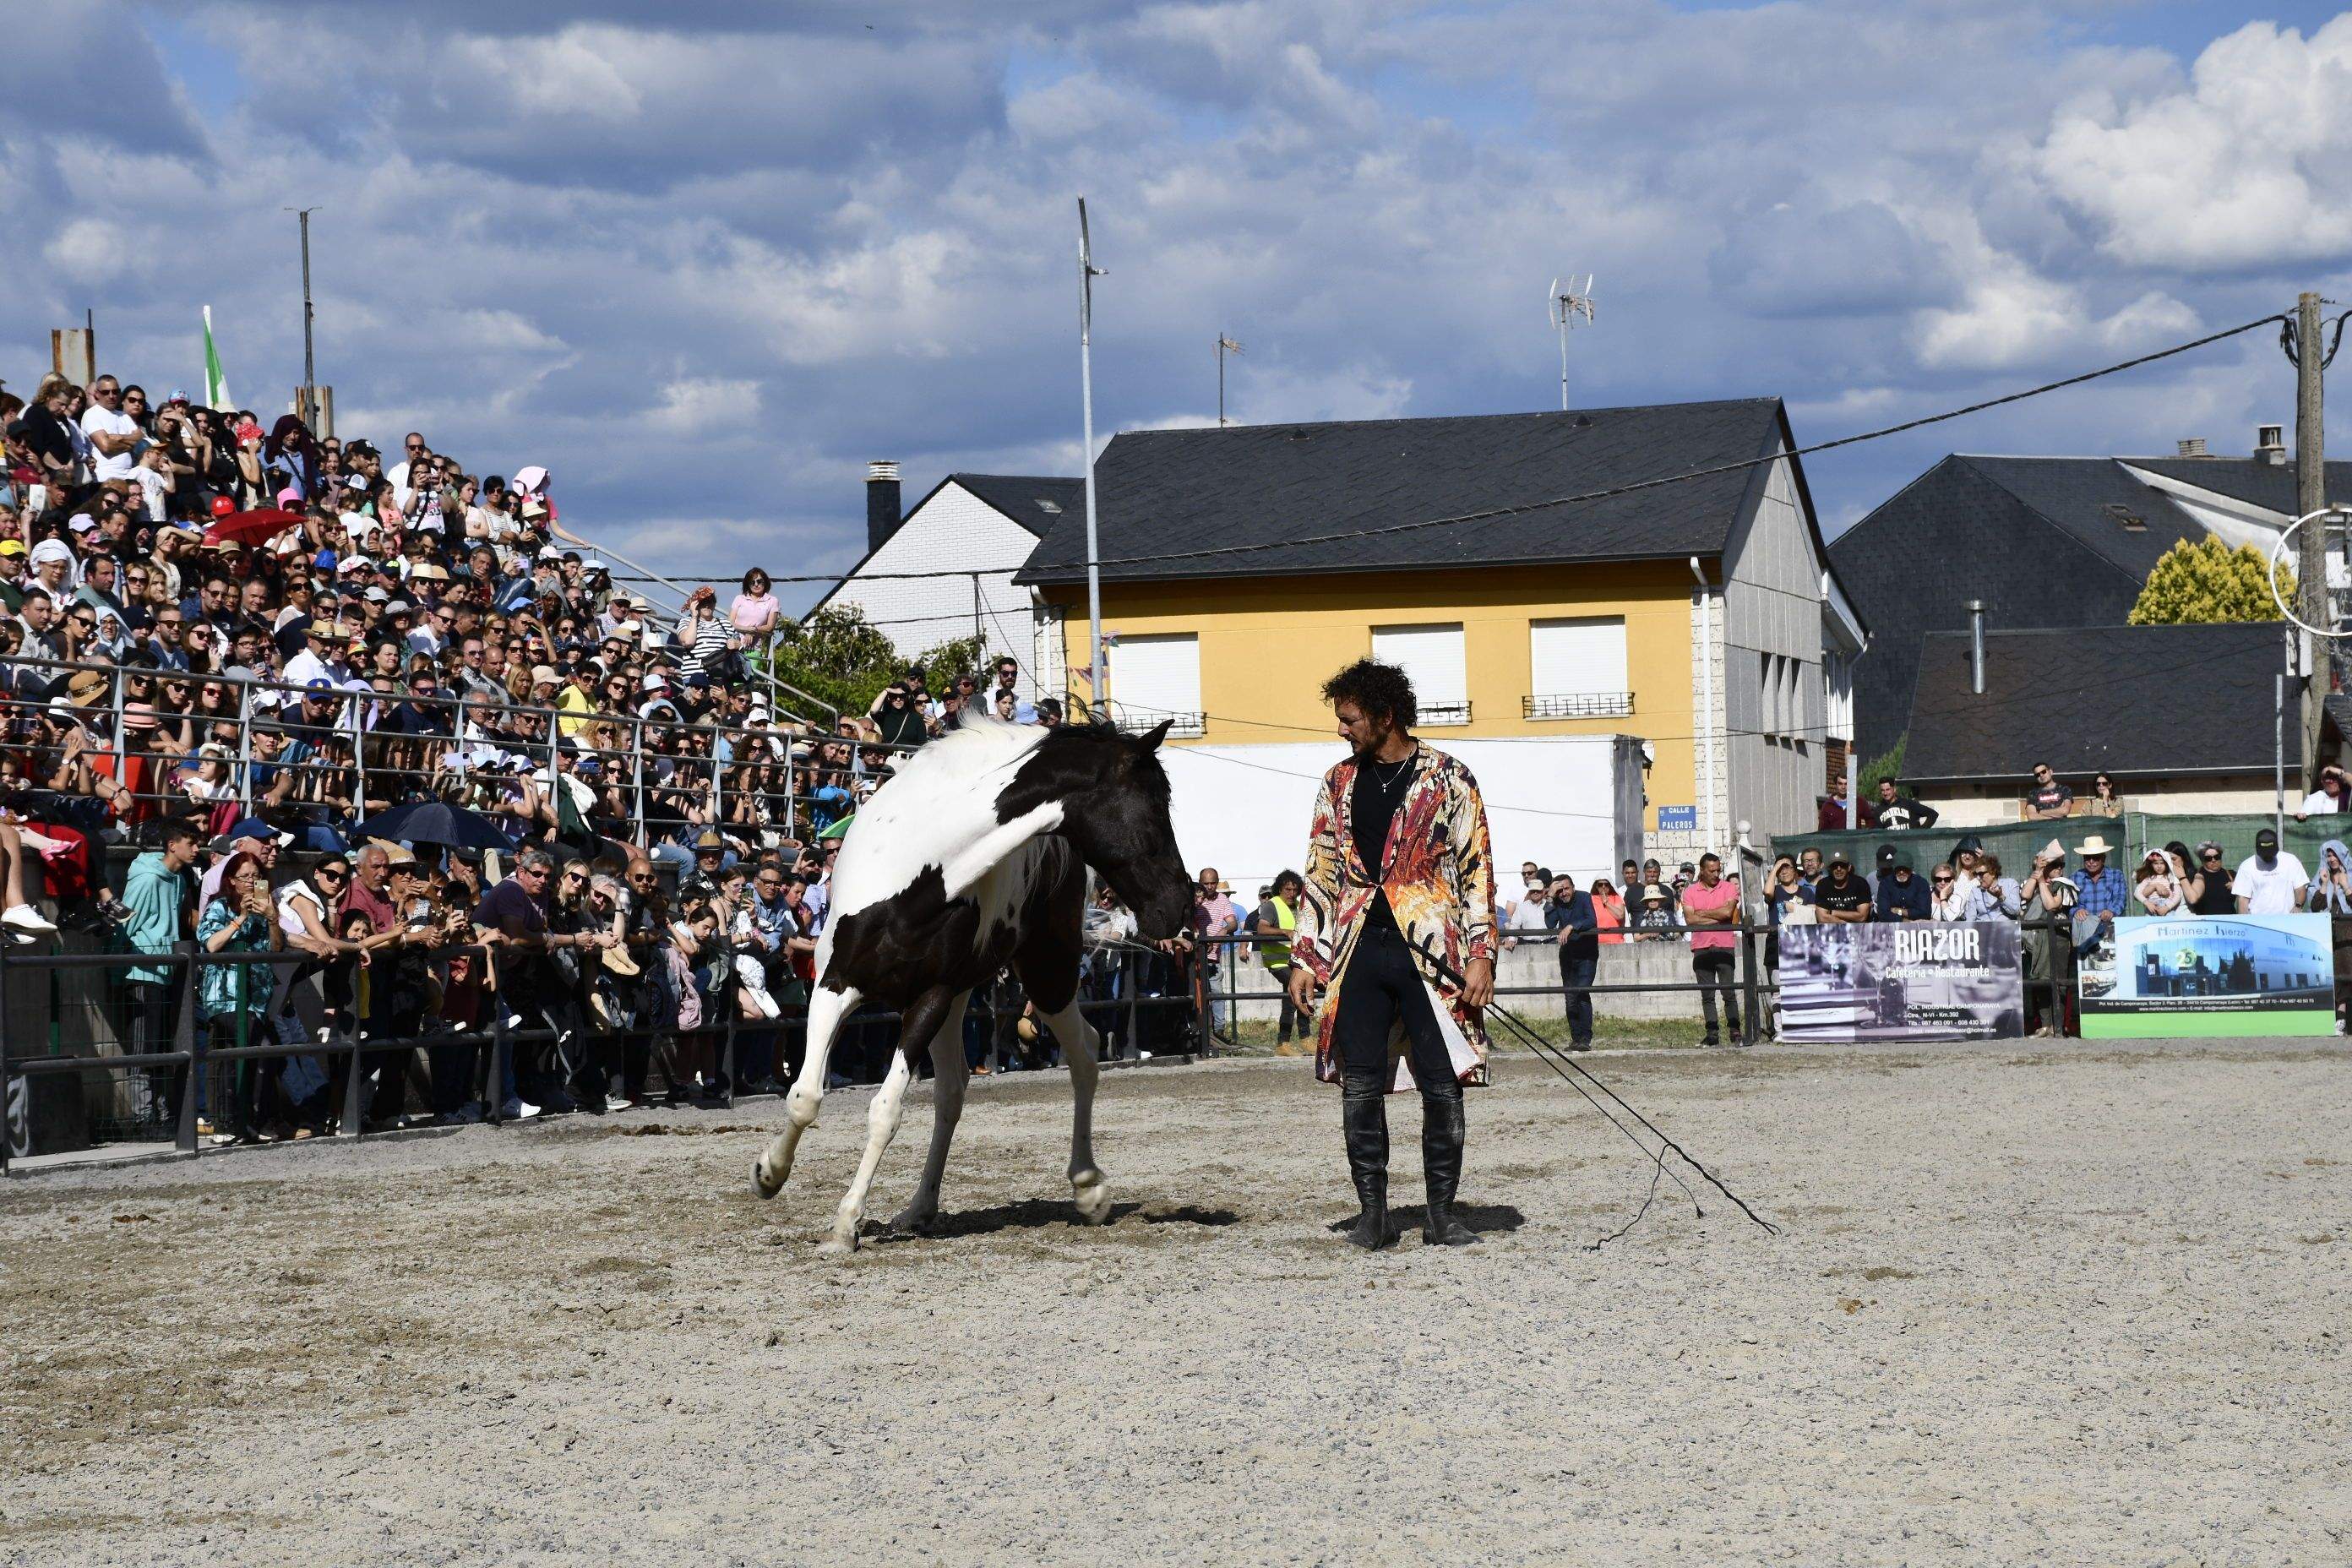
top-left (812, 482), bottom-right (1048, 695)
top-left (1721, 449), bottom-right (1829, 847)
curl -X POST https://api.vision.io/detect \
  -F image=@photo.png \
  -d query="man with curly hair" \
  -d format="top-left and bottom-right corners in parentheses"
top-left (1288, 658), bottom-right (1497, 1249)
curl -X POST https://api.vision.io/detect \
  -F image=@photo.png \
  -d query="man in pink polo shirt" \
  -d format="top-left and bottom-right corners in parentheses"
top-left (1680, 851), bottom-right (1742, 1047)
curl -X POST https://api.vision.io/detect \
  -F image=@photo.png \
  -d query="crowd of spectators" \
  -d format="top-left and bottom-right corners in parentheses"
top-left (0, 368), bottom-right (1130, 1143)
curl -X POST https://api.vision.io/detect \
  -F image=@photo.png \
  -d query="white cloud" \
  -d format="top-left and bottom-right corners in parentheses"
top-left (3, 1), bottom-right (2342, 592)
top-left (645, 376), bottom-right (762, 434)
top-left (2030, 18), bottom-right (2352, 270)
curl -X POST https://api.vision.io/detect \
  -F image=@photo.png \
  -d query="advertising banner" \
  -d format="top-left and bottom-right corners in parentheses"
top-left (1776, 923), bottom-right (2024, 1043)
top-left (2079, 914), bottom-right (2337, 1037)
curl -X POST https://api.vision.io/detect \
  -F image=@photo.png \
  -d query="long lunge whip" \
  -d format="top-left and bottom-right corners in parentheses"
top-left (1418, 939), bottom-right (1781, 1247)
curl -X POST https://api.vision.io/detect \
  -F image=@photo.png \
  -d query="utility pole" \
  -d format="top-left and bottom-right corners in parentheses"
top-left (1217, 334), bottom-right (1241, 427)
top-left (291, 207), bottom-right (319, 431)
top-left (1077, 199), bottom-right (1108, 725)
top-left (2296, 290), bottom-right (2328, 785)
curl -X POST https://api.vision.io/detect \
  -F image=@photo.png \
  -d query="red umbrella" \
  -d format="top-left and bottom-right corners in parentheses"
top-left (203, 507), bottom-right (306, 549)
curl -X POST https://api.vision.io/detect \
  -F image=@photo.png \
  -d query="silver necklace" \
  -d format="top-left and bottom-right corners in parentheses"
top-left (1367, 746), bottom-right (1416, 795)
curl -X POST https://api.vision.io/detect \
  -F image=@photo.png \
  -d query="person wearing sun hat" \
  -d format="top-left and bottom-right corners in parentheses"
top-left (2069, 832), bottom-right (2128, 939)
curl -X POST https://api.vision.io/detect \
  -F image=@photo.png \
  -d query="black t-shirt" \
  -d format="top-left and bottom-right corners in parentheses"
top-left (1875, 795), bottom-right (1938, 831)
top-left (2026, 781), bottom-right (2074, 815)
top-left (2189, 868), bottom-right (2235, 915)
top-left (1350, 748), bottom-right (1415, 931)
top-left (1813, 872), bottom-right (1872, 918)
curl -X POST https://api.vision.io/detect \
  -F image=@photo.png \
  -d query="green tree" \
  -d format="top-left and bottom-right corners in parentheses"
top-left (912, 633), bottom-right (988, 694)
top-left (767, 605), bottom-right (903, 716)
top-left (765, 608), bottom-right (1004, 722)
top-left (1858, 733), bottom-right (1906, 797)
top-left (2128, 536), bottom-right (2294, 625)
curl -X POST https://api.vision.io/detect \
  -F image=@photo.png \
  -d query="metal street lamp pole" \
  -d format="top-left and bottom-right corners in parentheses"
top-left (1078, 199), bottom-right (1108, 723)
top-left (292, 207), bottom-right (319, 431)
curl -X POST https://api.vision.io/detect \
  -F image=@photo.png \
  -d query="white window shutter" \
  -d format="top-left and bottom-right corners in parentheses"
top-left (1527, 617), bottom-right (1631, 718)
top-left (1371, 623), bottom-right (1469, 724)
top-left (1109, 633), bottom-right (1202, 737)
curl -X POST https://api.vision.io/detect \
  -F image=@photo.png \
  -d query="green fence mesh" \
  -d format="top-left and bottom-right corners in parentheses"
top-left (1771, 812), bottom-right (2339, 885)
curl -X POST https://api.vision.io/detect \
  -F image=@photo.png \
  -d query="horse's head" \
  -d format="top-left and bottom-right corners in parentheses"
top-left (995, 719), bottom-right (1191, 939)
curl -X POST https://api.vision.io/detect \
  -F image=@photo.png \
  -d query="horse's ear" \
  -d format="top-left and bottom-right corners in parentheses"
top-left (1138, 718), bottom-right (1173, 752)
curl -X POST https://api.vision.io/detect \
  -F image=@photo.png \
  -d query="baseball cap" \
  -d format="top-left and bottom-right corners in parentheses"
top-left (228, 815), bottom-right (295, 847)
top-left (1827, 850), bottom-right (1851, 866)
top-left (0, 541), bottom-right (24, 558)
top-left (2256, 827), bottom-right (2279, 849)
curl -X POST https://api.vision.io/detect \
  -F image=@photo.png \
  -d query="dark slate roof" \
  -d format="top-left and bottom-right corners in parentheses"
top-left (2124, 457), bottom-right (2352, 516)
top-left (1017, 399), bottom-right (1794, 585)
top-left (1950, 456), bottom-right (2204, 578)
top-left (1901, 623), bottom-right (2295, 783)
top-left (950, 474), bottom-right (1084, 541)
top-left (2328, 693), bottom-right (2352, 746)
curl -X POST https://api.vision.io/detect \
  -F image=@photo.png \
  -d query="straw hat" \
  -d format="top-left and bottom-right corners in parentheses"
top-left (2074, 835), bottom-right (2115, 858)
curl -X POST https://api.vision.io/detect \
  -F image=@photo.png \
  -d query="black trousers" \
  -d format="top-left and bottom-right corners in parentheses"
top-left (1331, 917), bottom-right (1458, 1092)
top-left (1693, 948), bottom-right (1740, 1038)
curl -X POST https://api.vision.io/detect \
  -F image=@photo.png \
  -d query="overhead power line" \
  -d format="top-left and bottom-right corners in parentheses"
top-left (698, 311), bottom-right (2288, 590)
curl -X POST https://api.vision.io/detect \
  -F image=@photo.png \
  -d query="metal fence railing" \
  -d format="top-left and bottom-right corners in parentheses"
top-left (4, 913), bottom-right (2097, 1174)
top-left (0, 651), bottom-right (928, 849)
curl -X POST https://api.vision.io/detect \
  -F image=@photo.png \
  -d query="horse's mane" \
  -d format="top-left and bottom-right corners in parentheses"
top-left (893, 710), bottom-right (1050, 774)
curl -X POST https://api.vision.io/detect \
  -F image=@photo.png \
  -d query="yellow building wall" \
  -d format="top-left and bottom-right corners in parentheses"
top-left (1047, 563), bottom-right (1700, 834)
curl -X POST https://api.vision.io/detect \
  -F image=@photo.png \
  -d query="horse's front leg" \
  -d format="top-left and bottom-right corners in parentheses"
top-left (754, 983), bottom-right (858, 1202)
top-left (824, 985), bottom-right (958, 1255)
top-left (1036, 997), bottom-right (1112, 1224)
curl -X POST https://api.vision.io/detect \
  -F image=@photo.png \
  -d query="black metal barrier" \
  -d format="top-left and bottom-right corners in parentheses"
top-left (0, 938), bottom-right (1206, 1172)
top-left (1, 917), bottom-right (2083, 1173)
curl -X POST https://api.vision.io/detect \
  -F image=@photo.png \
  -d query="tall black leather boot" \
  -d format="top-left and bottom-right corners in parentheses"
top-left (1341, 1073), bottom-right (1395, 1250)
top-left (1419, 1086), bottom-right (1478, 1245)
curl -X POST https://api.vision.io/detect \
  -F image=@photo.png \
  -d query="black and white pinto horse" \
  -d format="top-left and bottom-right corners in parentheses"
top-left (754, 714), bottom-right (1190, 1253)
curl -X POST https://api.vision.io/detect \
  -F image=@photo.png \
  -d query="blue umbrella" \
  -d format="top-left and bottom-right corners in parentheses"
top-left (351, 800), bottom-right (515, 852)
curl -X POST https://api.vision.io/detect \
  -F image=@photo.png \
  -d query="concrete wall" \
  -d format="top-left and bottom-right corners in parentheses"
top-left (1915, 779), bottom-right (2281, 828)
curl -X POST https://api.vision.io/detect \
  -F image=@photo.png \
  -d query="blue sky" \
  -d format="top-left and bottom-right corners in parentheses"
top-left (10, 2), bottom-right (2352, 610)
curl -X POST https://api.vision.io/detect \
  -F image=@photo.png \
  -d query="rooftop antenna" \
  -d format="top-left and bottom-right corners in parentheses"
top-left (1549, 273), bottom-right (1596, 411)
top-left (1217, 333), bottom-right (1242, 427)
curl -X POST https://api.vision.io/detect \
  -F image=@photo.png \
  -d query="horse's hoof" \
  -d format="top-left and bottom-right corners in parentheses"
top-left (885, 1203), bottom-right (939, 1239)
top-left (753, 1159), bottom-right (785, 1200)
top-left (1071, 1168), bottom-right (1113, 1225)
top-left (814, 1233), bottom-right (857, 1258)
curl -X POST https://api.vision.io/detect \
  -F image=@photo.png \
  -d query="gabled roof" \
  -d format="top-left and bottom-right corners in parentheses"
top-left (1947, 455), bottom-right (2204, 579)
top-left (1901, 622), bottom-right (2293, 783)
top-left (949, 474), bottom-right (1084, 540)
top-left (1017, 399), bottom-right (1799, 585)
top-left (2123, 457), bottom-right (2352, 516)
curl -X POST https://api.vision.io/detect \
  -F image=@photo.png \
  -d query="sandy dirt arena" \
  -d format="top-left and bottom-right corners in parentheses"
top-left (3, 1038), bottom-right (2347, 1566)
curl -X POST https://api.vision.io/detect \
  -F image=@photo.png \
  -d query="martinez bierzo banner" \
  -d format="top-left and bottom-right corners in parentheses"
top-left (1776, 923), bottom-right (2023, 1043)
top-left (2079, 914), bottom-right (2337, 1037)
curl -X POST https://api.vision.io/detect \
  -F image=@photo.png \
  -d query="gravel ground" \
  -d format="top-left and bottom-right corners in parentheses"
top-left (2, 1037), bottom-right (2347, 1566)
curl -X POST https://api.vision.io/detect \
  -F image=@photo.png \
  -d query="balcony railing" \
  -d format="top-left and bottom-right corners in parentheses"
top-left (1523, 691), bottom-right (1635, 720)
top-left (1113, 708), bottom-right (1206, 739)
top-left (1419, 700), bottom-right (1472, 727)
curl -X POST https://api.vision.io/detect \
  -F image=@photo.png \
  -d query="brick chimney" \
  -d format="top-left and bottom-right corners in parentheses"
top-left (866, 460), bottom-right (901, 552)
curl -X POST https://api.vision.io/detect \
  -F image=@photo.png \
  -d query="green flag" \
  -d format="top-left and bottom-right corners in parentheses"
top-left (202, 305), bottom-right (231, 409)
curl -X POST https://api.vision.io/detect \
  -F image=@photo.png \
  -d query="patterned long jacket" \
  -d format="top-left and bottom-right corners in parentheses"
top-left (1292, 743), bottom-right (1498, 1092)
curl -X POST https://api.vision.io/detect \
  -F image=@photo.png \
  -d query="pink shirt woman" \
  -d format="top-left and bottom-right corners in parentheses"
top-left (728, 568), bottom-right (779, 638)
